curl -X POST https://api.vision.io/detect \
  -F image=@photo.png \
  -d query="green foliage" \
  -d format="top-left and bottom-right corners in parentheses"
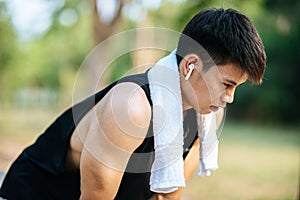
top-left (0, 18), bottom-right (15, 71)
top-left (0, 2), bottom-right (18, 102)
top-left (230, 0), bottom-right (300, 124)
top-left (0, 0), bottom-right (298, 123)
top-left (1, 1), bottom-right (93, 105)
top-left (161, 0), bottom-right (300, 124)
top-left (109, 52), bottom-right (133, 82)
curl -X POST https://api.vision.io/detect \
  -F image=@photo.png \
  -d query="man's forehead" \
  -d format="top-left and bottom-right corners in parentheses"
top-left (218, 63), bottom-right (248, 84)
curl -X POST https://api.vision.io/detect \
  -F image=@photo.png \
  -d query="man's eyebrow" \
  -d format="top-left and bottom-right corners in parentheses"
top-left (239, 81), bottom-right (246, 86)
top-left (224, 79), bottom-right (237, 86)
top-left (225, 79), bottom-right (247, 86)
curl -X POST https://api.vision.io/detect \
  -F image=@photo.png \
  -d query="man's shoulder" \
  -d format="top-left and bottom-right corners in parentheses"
top-left (95, 81), bottom-right (151, 128)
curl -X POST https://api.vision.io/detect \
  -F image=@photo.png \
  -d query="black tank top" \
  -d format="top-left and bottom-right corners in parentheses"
top-left (0, 72), bottom-right (198, 200)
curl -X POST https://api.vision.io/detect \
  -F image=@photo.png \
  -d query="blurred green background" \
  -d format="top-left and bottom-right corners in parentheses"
top-left (0, 0), bottom-right (299, 199)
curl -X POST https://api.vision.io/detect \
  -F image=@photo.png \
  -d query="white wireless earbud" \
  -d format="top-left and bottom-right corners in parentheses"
top-left (185, 63), bottom-right (195, 80)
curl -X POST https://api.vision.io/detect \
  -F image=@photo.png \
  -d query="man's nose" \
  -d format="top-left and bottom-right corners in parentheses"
top-left (221, 93), bottom-right (234, 104)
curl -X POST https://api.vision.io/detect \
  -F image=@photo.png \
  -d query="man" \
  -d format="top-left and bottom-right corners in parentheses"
top-left (0, 8), bottom-right (266, 200)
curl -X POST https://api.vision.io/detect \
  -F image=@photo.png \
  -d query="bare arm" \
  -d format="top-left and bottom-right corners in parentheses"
top-left (149, 138), bottom-right (200, 200)
top-left (80, 82), bottom-right (151, 199)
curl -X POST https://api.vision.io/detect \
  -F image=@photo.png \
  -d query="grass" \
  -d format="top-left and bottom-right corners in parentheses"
top-left (0, 107), bottom-right (299, 199)
top-left (183, 122), bottom-right (299, 200)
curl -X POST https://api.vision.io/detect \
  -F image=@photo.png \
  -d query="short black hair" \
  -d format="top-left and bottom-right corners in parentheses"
top-left (176, 8), bottom-right (266, 84)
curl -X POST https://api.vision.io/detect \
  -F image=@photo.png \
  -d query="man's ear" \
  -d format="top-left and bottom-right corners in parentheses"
top-left (181, 54), bottom-right (203, 77)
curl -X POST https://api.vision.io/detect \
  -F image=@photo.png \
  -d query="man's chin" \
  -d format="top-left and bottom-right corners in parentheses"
top-left (197, 107), bottom-right (212, 114)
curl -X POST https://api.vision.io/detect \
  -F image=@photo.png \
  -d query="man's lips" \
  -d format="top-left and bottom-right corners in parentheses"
top-left (210, 106), bottom-right (219, 112)
top-left (210, 105), bottom-right (223, 112)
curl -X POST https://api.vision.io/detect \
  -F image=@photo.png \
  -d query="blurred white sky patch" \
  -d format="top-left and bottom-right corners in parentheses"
top-left (141, 0), bottom-right (185, 9)
top-left (4, 0), bottom-right (185, 41)
top-left (123, 2), bottom-right (147, 22)
top-left (141, 0), bottom-right (162, 10)
top-left (122, 0), bottom-right (185, 22)
top-left (59, 8), bottom-right (79, 27)
top-left (6, 0), bottom-right (65, 41)
top-left (96, 0), bottom-right (120, 23)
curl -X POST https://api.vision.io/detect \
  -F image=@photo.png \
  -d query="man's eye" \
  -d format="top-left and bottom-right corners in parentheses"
top-left (223, 83), bottom-right (231, 88)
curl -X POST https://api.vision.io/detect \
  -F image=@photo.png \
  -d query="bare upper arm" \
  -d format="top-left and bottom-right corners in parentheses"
top-left (80, 82), bottom-right (151, 199)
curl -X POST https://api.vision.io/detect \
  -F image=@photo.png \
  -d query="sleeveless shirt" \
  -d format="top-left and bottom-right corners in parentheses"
top-left (0, 72), bottom-right (198, 200)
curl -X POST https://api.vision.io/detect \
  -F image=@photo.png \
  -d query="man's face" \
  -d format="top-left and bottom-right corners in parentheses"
top-left (183, 63), bottom-right (248, 114)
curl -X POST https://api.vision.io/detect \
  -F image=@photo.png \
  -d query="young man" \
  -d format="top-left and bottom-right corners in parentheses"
top-left (0, 8), bottom-right (266, 200)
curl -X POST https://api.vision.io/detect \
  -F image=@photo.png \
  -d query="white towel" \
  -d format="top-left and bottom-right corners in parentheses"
top-left (148, 50), bottom-right (219, 193)
top-left (197, 113), bottom-right (219, 176)
top-left (148, 50), bottom-right (185, 193)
